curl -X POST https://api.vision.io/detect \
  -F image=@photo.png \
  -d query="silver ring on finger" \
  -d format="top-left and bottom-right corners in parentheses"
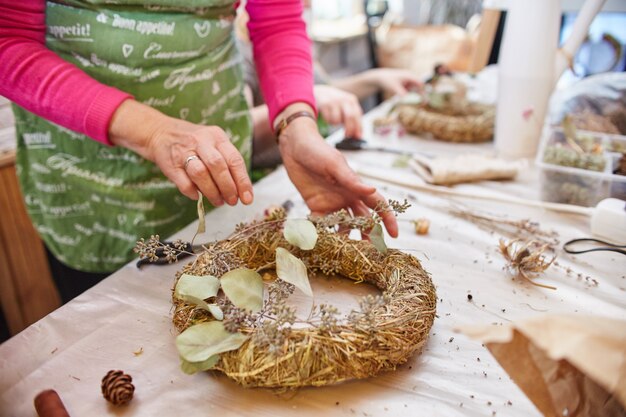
top-left (184, 154), bottom-right (200, 170)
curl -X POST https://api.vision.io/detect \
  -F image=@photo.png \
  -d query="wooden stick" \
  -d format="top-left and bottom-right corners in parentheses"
top-left (468, 9), bottom-right (501, 73)
top-left (34, 390), bottom-right (71, 417)
top-left (357, 169), bottom-right (593, 217)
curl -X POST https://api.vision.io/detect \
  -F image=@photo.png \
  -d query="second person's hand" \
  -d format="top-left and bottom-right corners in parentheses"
top-left (314, 85), bottom-right (363, 139)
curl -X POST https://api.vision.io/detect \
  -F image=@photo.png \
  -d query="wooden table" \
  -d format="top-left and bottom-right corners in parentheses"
top-left (1, 102), bottom-right (624, 417)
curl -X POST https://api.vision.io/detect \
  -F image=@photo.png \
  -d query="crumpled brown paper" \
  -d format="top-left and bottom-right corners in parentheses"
top-left (461, 315), bottom-right (626, 417)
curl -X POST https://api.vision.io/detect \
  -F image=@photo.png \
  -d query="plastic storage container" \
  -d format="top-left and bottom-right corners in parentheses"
top-left (536, 126), bottom-right (626, 207)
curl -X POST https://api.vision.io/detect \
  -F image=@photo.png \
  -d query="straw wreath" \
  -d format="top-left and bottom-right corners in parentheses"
top-left (144, 203), bottom-right (436, 389)
top-left (396, 76), bottom-right (495, 143)
top-left (397, 101), bottom-right (495, 143)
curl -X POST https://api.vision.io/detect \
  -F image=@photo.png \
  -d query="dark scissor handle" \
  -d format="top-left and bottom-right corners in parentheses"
top-left (136, 241), bottom-right (194, 268)
top-left (563, 238), bottom-right (626, 256)
top-left (135, 200), bottom-right (295, 268)
top-left (335, 137), bottom-right (369, 151)
top-left (335, 137), bottom-right (411, 155)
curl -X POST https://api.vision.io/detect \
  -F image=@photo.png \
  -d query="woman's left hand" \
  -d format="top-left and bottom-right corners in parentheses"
top-left (277, 105), bottom-right (398, 238)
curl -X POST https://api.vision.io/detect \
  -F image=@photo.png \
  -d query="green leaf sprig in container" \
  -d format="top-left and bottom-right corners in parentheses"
top-left (540, 116), bottom-right (608, 206)
top-left (135, 200), bottom-right (437, 389)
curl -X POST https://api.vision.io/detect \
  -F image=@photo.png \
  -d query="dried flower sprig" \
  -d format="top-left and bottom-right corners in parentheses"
top-left (347, 293), bottom-right (391, 333)
top-left (315, 304), bottom-right (340, 334)
top-left (446, 206), bottom-right (560, 249)
top-left (385, 199), bottom-right (411, 215)
top-left (251, 301), bottom-right (298, 355)
top-left (134, 236), bottom-right (194, 264)
top-left (311, 199), bottom-right (410, 233)
top-left (222, 305), bottom-right (249, 333)
top-left (499, 239), bottom-right (556, 290)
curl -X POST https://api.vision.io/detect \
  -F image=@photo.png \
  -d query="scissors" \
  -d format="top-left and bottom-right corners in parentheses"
top-left (136, 200), bottom-right (295, 268)
top-left (563, 238), bottom-right (626, 256)
top-left (335, 137), bottom-right (412, 156)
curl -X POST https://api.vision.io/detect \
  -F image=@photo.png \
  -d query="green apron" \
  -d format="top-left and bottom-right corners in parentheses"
top-left (12, 0), bottom-right (252, 272)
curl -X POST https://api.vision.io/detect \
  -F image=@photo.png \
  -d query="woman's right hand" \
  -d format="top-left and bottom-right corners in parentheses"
top-left (109, 99), bottom-right (253, 207)
top-left (276, 103), bottom-right (399, 238)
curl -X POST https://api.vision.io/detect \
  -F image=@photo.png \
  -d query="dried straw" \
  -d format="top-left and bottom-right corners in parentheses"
top-left (172, 217), bottom-right (437, 388)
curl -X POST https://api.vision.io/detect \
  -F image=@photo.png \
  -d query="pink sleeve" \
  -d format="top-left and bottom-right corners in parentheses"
top-left (0, 0), bottom-right (132, 145)
top-left (246, 0), bottom-right (316, 128)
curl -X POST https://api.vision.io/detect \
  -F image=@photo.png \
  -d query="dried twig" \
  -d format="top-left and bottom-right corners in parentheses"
top-left (446, 205), bottom-right (560, 250)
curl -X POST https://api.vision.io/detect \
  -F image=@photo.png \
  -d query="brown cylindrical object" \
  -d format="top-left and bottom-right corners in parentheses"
top-left (34, 389), bottom-right (71, 417)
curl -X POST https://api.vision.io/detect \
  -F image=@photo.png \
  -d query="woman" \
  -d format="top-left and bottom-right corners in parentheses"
top-left (0, 0), bottom-right (397, 302)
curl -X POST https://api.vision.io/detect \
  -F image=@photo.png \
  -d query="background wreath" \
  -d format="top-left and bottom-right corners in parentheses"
top-left (398, 102), bottom-right (495, 143)
top-left (396, 75), bottom-right (495, 143)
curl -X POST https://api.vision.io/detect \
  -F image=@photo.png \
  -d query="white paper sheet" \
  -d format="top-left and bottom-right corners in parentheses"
top-left (1, 104), bottom-right (624, 417)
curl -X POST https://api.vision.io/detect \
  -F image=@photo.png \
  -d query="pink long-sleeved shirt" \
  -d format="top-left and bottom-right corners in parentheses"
top-left (0, 0), bottom-right (315, 145)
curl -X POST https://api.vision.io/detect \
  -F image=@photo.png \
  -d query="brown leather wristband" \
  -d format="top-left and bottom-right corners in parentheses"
top-left (274, 111), bottom-right (316, 142)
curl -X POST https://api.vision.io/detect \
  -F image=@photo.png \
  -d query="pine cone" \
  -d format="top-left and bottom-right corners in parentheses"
top-left (101, 370), bottom-right (135, 406)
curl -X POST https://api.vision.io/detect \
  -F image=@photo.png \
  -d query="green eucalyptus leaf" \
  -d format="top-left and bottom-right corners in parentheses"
top-left (220, 268), bottom-right (264, 313)
top-left (174, 274), bottom-right (220, 302)
top-left (275, 247), bottom-right (313, 297)
top-left (370, 223), bottom-right (388, 254)
top-left (179, 354), bottom-right (220, 375)
top-left (207, 304), bottom-right (224, 321)
top-left (428, 92), bottom-right (446, 109)
top-left (283, 219), bottom-right (318, 250)
top-left (196, 190), bottom-right (206, 234)
top-left (179, 295), bottom-right (224, 321)
top-left (176, 321), bottom-right (249, 362)
top-left (392, 154), bottom-right (411, 168)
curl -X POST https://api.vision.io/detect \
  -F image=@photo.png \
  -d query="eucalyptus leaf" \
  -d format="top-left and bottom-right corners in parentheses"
top-left (179, 354), bottom-right (219, 375)
top-left (428, 92), bottom-right (446, 109)
top-left (179, 295), bottom-right (224, 321)
top-left (176, 321), bottom-right (249, 362)
top-left (392, 154), bottom-right (411, 168)
top-left (369, 223), bottom-right (387, 254)
top-left (207, 304), bottom-right (224, 321)
top-left (283, 219), bottom-right (318, 250)
top-left (196, 190), bottom-right (206, 234)
top-left (275, 247), bottom-right (313, 297)
top-left (174, 274), bottom-right (220, 301)
top-left (220, 268), bottom-right (264, 313)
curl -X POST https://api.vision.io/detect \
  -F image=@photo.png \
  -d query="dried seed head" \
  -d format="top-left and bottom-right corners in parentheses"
top-left (499, 239), bottom-right (556, 290)
top-left (412, 218), bottom-right (430, 235)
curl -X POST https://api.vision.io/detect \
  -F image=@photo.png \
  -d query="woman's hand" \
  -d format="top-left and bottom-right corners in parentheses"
top-left (369, 68), bottom-right (422, 96)
top-left (330, 68), bottom-right (423, 100)
top-left (109, 99), bottom-right (253, 207)
top-left (314, 85), bottom-right (363, 138)
top-left (276, 104), bottom-right (398, 238)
